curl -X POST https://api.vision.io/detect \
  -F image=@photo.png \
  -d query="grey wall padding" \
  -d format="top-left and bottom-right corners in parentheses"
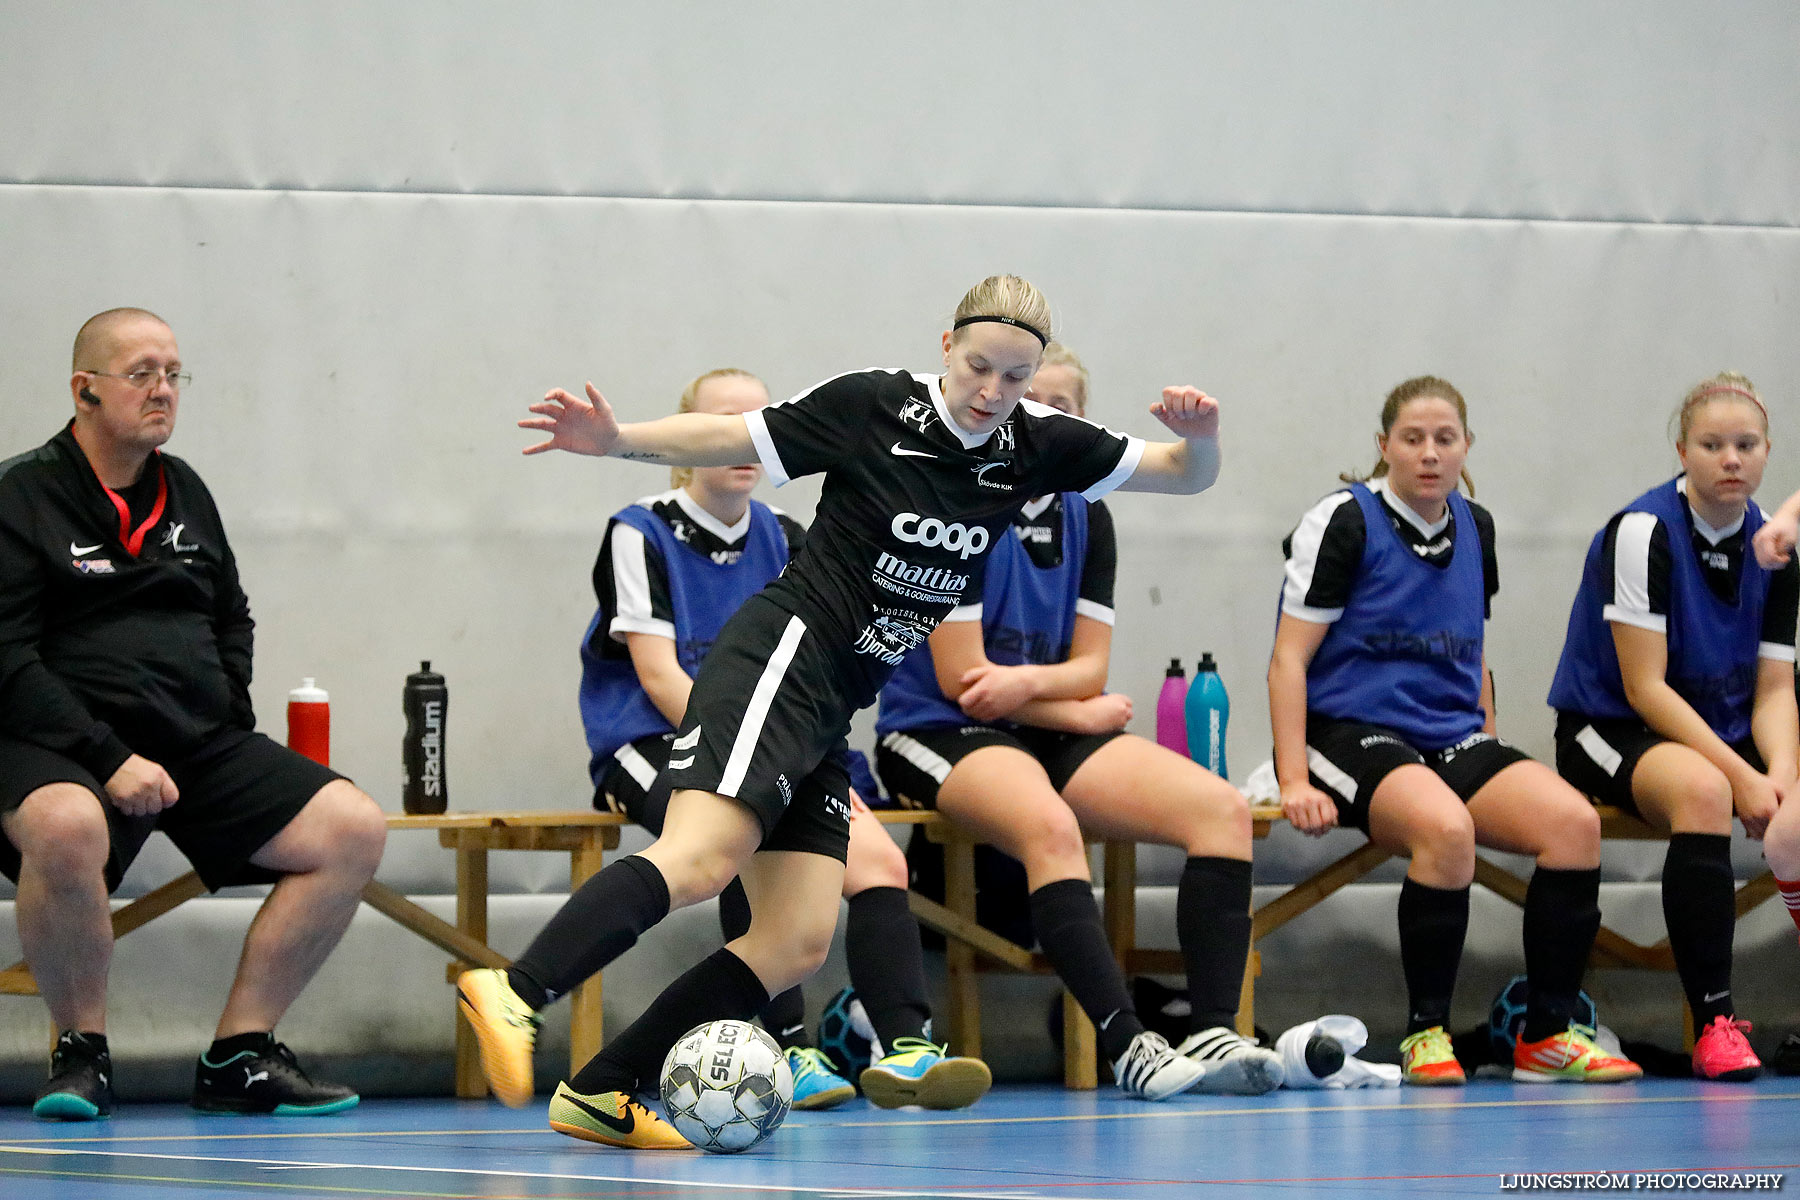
top-left (1, 2), bottom-right (1796, 1086)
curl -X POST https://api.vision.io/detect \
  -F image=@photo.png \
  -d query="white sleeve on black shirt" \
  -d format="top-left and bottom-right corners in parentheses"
top-left (1602, 511), bottom-right (1667, 635)
top-left (1016, 399), bottom-right (1144, 502)
top-left (743, 369), bottom-right (888, 487)
top-left (1281, 490), bottom-right (1361, 623)
top-left (605, 522), bottom-right (675, 642)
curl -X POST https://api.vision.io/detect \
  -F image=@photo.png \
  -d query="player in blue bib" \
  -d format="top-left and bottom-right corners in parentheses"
top-left (1271, 376), bottom-right (1641, 1087)
top-left (875, 344), bottom-right (1279, 1097)
top-left (488, 276), bottom-right (1227, 1146)
top-left (461, 369), bottom-right (987, 1118)
top-left (1549, 372), bottom-right (1798, 1082)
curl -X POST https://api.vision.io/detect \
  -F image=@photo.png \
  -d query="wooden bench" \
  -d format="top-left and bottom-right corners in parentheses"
top-left (912, 802), bottom-right (1783, 1086)
top-left (6, 803), bottom-right (1774, 1097)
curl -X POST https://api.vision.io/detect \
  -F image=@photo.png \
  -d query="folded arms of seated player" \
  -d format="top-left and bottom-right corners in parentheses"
top-left (1612, 622), bottom-right (1796, 839)
top-left (928, 616), bottom-right (1131, 736)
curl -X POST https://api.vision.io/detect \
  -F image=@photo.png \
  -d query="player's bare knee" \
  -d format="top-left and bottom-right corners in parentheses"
top-left (1186, 787), bottom-right (1253, 853)
top-left (1411, 809), bottom-right (1476, 880)
top-left (1024, 806), bottom-right (1086, 869)
top-left (326, 784), bottom-right (387, 876)
top-left (844, 831), bottom-right (908, 894)
top-left (10, 785), bottom-right (109, 879)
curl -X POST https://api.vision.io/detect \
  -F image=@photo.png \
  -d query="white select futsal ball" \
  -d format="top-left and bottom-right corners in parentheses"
top-left (660, 1019), bottom-right (793, 1153)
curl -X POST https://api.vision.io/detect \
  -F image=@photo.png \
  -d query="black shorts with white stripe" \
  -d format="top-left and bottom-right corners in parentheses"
top-left (1303, 714), bottom-right (1529, 833)
top-left (662, 592), bottom-right (853, 861)
top-left (874, 724), bottom-right (1125, 809)
top-left (594, 732), bottom-right (676, 828)
top-left (1553, 711), bottom-right (1765, 817)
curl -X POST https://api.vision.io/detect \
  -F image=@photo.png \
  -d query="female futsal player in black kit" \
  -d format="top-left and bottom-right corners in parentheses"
top-left (466, 276), bottom-right (1226, 1147)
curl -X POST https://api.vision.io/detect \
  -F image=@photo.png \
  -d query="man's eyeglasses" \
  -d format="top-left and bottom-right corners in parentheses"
top-left (84, 368), bottom-right (191, 390)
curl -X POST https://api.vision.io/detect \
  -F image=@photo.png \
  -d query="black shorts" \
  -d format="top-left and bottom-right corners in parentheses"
top-left (660, 593), bottom-right (853, 861)
top-left (1303, 715), bottom-right (1530, 834)
top-left (1553, 711), bottom-right (1766, 818)
top-left (0, 729), bottom-right (344, 892)
top-left (873, 723), bottom-right (1125, 809)
top-left (596, 732), bottom-right (678, 830)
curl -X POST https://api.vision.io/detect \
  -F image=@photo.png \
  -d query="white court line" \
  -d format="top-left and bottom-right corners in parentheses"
top-left (0, 1145), bottom-right (1064, 1200)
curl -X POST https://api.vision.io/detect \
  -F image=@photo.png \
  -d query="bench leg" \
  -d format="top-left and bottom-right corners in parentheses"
top-left (453, 839), bottom-right (490, 1100)
top-left (1236, 949), bottom-right (1260, 1039)
top-left (1063, 992), bottom-right (1097, 1089)
top-left (567, 834), bottom-right (608, 1077)
top-left (942, 835), bottom-right (981, 1060)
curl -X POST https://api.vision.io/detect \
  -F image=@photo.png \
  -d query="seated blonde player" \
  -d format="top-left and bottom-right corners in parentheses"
top-left (874, 344), bottom-right (1283, 1095)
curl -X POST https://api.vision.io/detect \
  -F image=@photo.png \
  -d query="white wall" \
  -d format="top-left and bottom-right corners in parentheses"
top-left (0, 1), bottom-right (1795, 1079)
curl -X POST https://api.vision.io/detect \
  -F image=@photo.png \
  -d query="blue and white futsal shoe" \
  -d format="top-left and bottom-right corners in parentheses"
top-left (785, 1047), bottom-right (857, 1110)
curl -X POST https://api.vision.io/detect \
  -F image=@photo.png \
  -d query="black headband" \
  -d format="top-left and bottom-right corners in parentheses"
top-left (952, 314), bottom-right (1048, 347)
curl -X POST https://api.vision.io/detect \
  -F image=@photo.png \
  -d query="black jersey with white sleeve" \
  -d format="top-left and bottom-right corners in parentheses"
top-left (743, 368), bottom-right (1141, 703)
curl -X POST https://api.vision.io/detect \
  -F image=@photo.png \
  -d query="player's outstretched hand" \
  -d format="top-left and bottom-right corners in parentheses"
top-left (520, 382), bottom-right (622, 457)
top-left (1148, 386), bottom-right (1219, 440)
top-left (1753, 511), bottom-right (1798, 569)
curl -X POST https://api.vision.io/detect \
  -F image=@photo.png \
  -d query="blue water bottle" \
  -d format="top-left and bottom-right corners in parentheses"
top-left (1186, 652), bottom-right (1229, 779)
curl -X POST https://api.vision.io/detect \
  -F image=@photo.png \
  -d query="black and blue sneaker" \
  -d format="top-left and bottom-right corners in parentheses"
top-left (33, 1031), bottom-right (114, 1121)
top-left (193, 1034), bottom-right (358, 1115)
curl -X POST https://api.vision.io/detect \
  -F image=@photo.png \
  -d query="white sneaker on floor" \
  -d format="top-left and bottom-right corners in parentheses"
top-left (1176, 1027), bottom-right (1286, 1095)
top-left (1111, 1031), bottom-right (1206, 1100)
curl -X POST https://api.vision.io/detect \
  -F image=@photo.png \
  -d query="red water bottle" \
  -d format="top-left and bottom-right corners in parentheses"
top-left (287, 678), bottom-right (330, 766)
top-left (1156, 658), bottom-right (1189, 757)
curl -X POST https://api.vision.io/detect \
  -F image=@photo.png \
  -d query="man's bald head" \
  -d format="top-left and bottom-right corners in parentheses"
top-left (73, 308), bottom-right (170, 371)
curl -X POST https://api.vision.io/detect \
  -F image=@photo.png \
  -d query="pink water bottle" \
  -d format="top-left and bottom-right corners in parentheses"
top-left (1156, 658), bottom-right (1189, 757)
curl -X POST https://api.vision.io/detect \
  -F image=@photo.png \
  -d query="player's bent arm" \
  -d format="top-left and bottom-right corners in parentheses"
top-left (1612, 622), bottom-right (1770, 791)
top-left (1009, 693), bottom-right (1133, 736)
top-left (930, 617), bottom-right (1109, 722)
top-left (1268, 614), bottom-right (1338, 834)
top-left (1116, 386), bottom-right (1221, 496)
top-left (1268, 614), bottom-right (1328, 789)
top-left (1750, 656), bottom-right (1799, 790)
top-left (1117, 435), bottom-right (1221, 496)
top-left (625, 632), bottom-right (695, 728)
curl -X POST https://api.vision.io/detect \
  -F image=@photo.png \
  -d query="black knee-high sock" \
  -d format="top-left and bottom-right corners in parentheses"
top-left (847, 886), bottom-right (931, 1048)
top-left (1397, 877), bottom-right (1469, 1034)
top-left (1663, 833), bottom-right (1736, 1032)
top-left (1029, 879), bottom-right (1143, 1061)
top-left (1521, 866), bottom-right (1601, 1042)
top-left (1177, 856), bottom-right (1253, 1033)
top-left (509, 855), bottom-right (671, 1009)
top-left (713, 875), bottom-right (808, 1048)
top-left (570, 948), bottom-right (770, 1097)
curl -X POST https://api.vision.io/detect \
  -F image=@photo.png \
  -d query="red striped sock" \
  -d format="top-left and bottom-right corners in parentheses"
top-left (1778, 877), bottom-right (1800, 936)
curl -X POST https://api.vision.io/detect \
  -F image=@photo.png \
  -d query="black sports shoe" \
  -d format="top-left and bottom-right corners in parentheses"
top-left (193, 1036), bottom-right (358, 1115)
top-left (33, 1031), bottom-right (114, 1121)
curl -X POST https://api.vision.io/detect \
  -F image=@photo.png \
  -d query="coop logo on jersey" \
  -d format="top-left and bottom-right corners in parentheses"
top-left (891, 513), bottom-right (989, 559)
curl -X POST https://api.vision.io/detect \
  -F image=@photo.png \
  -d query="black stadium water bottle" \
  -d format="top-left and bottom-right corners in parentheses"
top-left (402, 661), bottom-right (448, 814)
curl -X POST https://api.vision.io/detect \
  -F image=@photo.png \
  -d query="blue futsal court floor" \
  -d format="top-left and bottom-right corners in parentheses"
top-left (2, 1079), bottom-right (1795, 1199)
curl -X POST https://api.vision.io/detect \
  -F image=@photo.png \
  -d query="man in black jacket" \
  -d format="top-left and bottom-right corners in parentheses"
top-left (0, 308), bottom-right (387, 1120)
